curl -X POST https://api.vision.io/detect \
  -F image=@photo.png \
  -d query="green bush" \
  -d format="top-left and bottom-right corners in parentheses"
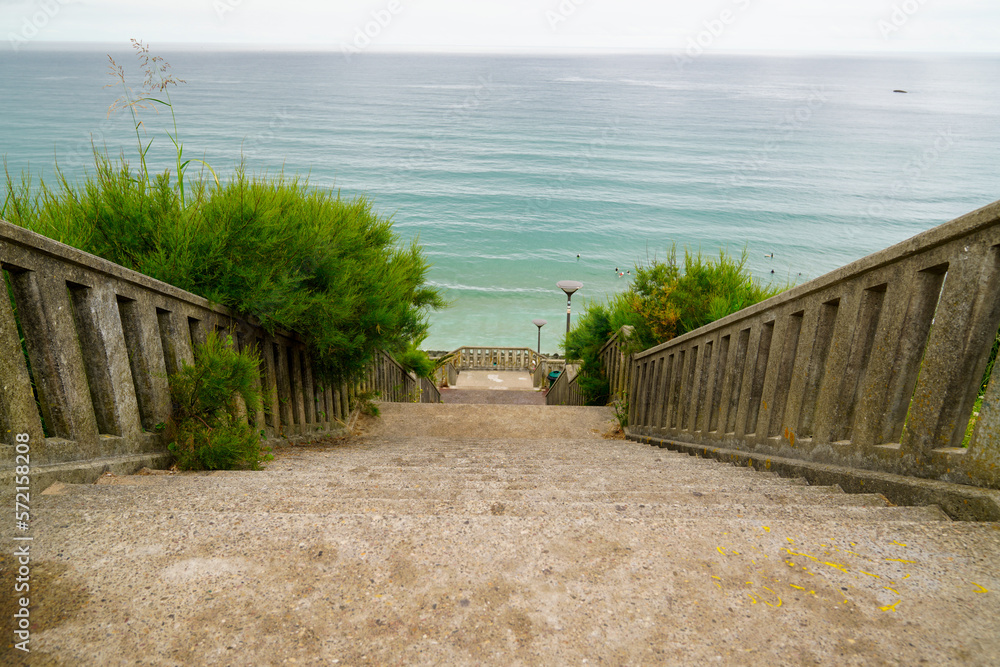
top-left (565, 246), bottom-right (783, 407)
top-left (394, 341), bottom-right (437, 380)
top-left (167, 332), bottom-right (272, 470)
top-left (2, 43), bottom-right (444, 383)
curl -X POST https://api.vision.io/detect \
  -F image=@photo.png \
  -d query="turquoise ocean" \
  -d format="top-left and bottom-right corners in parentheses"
top-left (1, 50), bottom-right (998, 352)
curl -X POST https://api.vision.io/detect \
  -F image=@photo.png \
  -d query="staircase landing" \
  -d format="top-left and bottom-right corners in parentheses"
top-left (441, 370), bottom-right (546, 404)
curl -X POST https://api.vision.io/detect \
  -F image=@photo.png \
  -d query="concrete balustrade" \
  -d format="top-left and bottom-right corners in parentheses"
top-left (626, 200), bottom-right (1000, 489)
top-left (545, 363), bottom-right (583, 405)
top-left (0, 220), bottom-right (429, 487)
top-left (545, 328), bottom-right (631, 406)
top-left (359, 351), bottom-right (440, 404)
top-left (433, 361), bottom-right (459, 388)
top-left (453, 346), bottom-right (541, 372)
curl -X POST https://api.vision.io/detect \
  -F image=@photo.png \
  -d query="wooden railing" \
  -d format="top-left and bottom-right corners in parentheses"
top-left (626, 200), bottom-right (1000, 490)
top-left (0, 220), bottom-right (434, 488)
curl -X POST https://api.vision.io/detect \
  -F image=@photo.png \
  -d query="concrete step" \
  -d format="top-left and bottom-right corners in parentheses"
top-left (36, 499), bottom-right (948, 524)
top-left (45, 487), bottom-right (940, 523)
top-left (45, 485), bottom-right (859, 514)
top-left (26, 397), bottom-right (997, 667)
top-left (68, 466), bottom-right (852, 500)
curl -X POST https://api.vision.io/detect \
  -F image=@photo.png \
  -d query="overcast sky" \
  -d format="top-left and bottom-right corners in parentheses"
top-left (4, 0), bottom-right (999, 53)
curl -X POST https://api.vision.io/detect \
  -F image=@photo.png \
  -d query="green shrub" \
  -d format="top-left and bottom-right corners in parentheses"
top-left (167, 332), bottom-right (272, 470)
top-left (564, 306), bottom-right (615, 405)
top-left (394, 341), bottom-right (437, 380)
top-left (565, 246), bottom-right (783, 407)
top-left (626, 246), bottom-right (783, 350)
top-left (2, 42), bottom-right (444, 383)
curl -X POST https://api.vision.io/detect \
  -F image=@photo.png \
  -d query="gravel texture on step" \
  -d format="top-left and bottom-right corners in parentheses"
top-left (9, 402), bottom-right (999, 667)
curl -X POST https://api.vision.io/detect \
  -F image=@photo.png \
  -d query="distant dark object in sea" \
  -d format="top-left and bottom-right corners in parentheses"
top-left (894, 89), bottom-right (908, 93)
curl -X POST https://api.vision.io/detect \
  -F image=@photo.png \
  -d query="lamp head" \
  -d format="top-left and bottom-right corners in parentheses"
top-left (532, 319), bottom-right (547, 328)
top-left (557, 280), bottom-right (583, 296)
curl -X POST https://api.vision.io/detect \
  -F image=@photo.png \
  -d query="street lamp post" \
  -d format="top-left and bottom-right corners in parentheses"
top-left (532, 318), bottom-right (547, 355)
top-left (556, 280), bottom-right (583, 336)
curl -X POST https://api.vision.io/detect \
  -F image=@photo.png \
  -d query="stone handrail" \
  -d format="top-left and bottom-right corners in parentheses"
top-left (601, 326), bottom-right (634, 403)
top-left (0, 220), bottom-right (426, 487)
top-left (545, 363), bottom-right (583, 406)
top-left (533, 358), bottom-right (565, 388)
top-left (452, 346), bottom-right (541, 372)
top-left (432, 360), bottom-right (459, 388)
top-left (358, 351), bottom-right (440, 404)
top-left (627, 200), bottom-right (1000, 489)
top-left (420, 376), bottom-right (441, 403)
top-left (543, 329), bottom-right (632, 406)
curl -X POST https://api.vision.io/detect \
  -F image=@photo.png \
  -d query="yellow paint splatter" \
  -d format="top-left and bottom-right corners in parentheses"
top-left (903, 574), bottom-right (911, 580)
top-left (885, 558), bottom-right (916, 564)
top-left (784, 548), bottom-right (819, 562)
top-left (763, 526), bottom-right (771, 532)
top-left (715, 582), bottom-right (723, 590)
top-left (712, 576), bottom-right (721, 580)
top-left (786, 537), bottom-right (795, 543)
top-left (748, 595), bottom-right (758, 604)
top-left (823, 561), bottom-right (849, 573)
top-left (789, 584), bottom-right (805, 590)
top-left (972, 583), bottom-right (989, 593)
top-left (717, 547), bottom-right (727, 555)
top-left (892, 540), bottom-right (907, 547)
top-left (859, 570), bottom-right (881, 579)
top-left (884, 587), bottom-right (899, 594)
top-left (879, 600), bottom-right (902, 612)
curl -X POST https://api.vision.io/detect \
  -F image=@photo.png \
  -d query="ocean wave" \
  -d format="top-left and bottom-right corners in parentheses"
top-left (426, 281), bottom-right (555, 295)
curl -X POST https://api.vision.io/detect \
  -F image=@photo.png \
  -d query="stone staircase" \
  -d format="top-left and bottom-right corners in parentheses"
top-left (9, 402), bottom-right (1000, 666)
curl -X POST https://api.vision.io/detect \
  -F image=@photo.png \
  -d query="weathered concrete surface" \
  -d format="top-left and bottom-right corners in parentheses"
top-left (632, 434), bottom-right (1000, 522)
top-left (453, 370), bottom-right (536, 390)
top-left (442, 370), bottom-right (546, 405)
top-left (440, 389), bottom-right (546, 405)
top-left (3, 403), bottom-right (999, 666)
